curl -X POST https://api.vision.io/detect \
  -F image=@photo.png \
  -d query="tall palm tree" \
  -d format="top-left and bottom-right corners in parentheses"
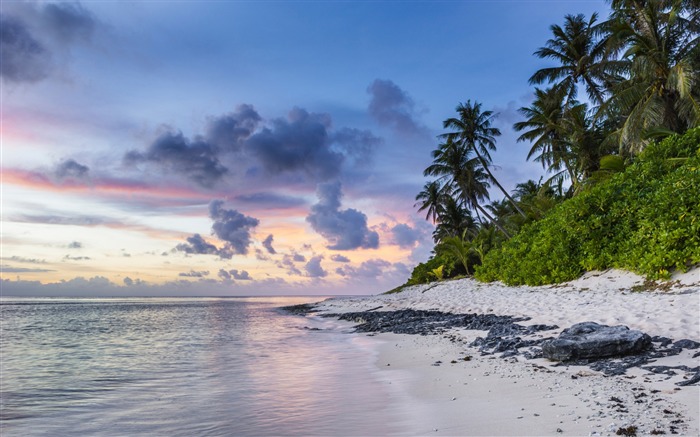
top-left (432, 196), bottom-right (477, 243)
top-left (514, 87), bottom-right (579, 186)
top-left (530, 13), bottom-right (621, 105)
top-left (441, 101), bottom-right (526, 218)
top-left (604, 0), bottom-right (700, 152)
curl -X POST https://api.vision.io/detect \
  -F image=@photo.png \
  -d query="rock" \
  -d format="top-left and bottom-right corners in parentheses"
top-left (542, 322), bottom-right (651, 361)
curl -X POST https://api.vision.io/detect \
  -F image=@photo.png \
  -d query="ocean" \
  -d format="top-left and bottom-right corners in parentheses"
top-left (0, 297), bottom-right (407, 436)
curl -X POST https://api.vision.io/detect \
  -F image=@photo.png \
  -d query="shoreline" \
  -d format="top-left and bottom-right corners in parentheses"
top-left (300, 268), bottom-right (700, 436)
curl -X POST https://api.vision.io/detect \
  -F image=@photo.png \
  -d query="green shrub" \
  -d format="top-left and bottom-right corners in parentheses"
top-left (475, 128), bottom-right (700, 285)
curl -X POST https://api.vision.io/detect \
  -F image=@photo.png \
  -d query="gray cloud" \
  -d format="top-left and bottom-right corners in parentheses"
top-left (233, 192), bottom-right (307, 209)
top-left (205, 104), bottom-right (261, 151)
top-left (41, 2), bottom-right (96, 43)
top-left (209, 200), bottom-right (259, 255)
top-left (6, 256), bottom-right (47, 264)
top-left (175, 233), bottom-right (229, 258)
top-left (330, 254), bottom-right (350, 263)
top-left (179, 270), bottom-right (209, 278)
top-left (68, 241), bottom-right (82, 249)
top-left (0, 14), bottom-right (51, 83)
top-left (124, 131), bottom-right (227, 188)
top-left (332, 127), bottom-right (382, 167)
top-left (391, 223), bottom-right (422, 249)
top-left (367, 79), bottom-right (425, 136)
top-left (262, 234), bottom-right (276, 254)
top-left (305, 255), bottom-right (327, 278)
top-left (244, 107), bottom-right (343, 181)
top-left (63, 255), bottom-right (91, 261)
top-left (55, 159), bottom-right (89, 182)
top-left (306, 182), bottom-right (379, 250)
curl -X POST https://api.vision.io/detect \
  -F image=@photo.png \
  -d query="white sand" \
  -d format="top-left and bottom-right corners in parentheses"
top-left (315, 268), bottom-right (700, 436)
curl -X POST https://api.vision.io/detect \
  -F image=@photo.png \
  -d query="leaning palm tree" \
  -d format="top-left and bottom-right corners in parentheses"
top-left (441, 101), bottom-right (526, 218)
top-left (530, 13), bottom-right (621, 105)
top-left (604, 0), bottom-right (700, 152)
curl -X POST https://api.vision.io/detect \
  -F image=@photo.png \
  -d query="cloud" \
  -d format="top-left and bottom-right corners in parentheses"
top-left (175, 233), bottom-right (228, 257)
top-left (214, 268), bottom-right (254, 282)
top-left (1, 265), bottom-right (54, 273)
top-left (245, 107), bottom-right (344, 181)
top-left (262, 234), bottom-right (276, 254)
top-left (205, 104), bottom-right (261, 152)
top-left (306, 181), bottom-right (379, 250)
top-left (41, 2), bottom-right (96, 44)
top-left (367, 79), bottom-right (425, 136)
top-left (179, 270), bottom-right (210, 278)
top-left (391, 223), bottom-right (423, 249)
top-left (332, 127), bottom-right (382, 167)
top-left (0, 14), bottom-right (52, 83)
top-left (233, 192), bottom-right (307, 209)
top-left (276, 253), bottom-right (304, 276)
top-left (54, 159), bottom-right (90, 183)
top-left (124, 131), bottom-right (228, 188)
top-left (330, 254), bottom-right (350, 263)
top-left (209, 200), bottom-right (259, 255)
top-left (336, 258), bottom-right (391, 278)
top-left (6, 256), bottom-right (47, 264)
top-left (305, 255), bottom-right (327, 278)
top-left (68, 241), bottom-right (82, 249)
top-left (63, 255), bottom-right (91, 261)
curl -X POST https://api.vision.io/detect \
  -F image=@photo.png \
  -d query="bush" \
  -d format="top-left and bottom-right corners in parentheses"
top-left (475, 128), bottom-right (700, 285)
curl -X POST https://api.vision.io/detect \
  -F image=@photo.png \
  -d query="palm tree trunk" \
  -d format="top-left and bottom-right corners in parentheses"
top-left (472, 148), bottom-right (527, 218)
top-left (475, 203), bottom-right (511, 239)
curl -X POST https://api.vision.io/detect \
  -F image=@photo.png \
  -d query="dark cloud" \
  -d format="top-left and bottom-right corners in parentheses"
top-left (68, 241), bottom-right (82, 249)
top-left (305, 255), bottom-right (327, 278)
top-left (230, 269), bottom-right (251, 280)
top-left (367, 79), bottom-right (425, 136)
top-left (233, 192), bottom-right (307, 209)
top-left (0, 14), bottom-right (51, 83)
top-left (244, 107), bottom-right (343, 181)
top-left (124, 131), bottom-right (227, 188)
top-left (179, 270), bottom-right (210, 278)
top-left (41, 2), bottom-right (96, 43)
top-left (12, 214), bottom-right (105, 226)
top-left (205, 104), bottom-right (261, 151)
top-left (123, 277), bottom-right (134, 286)
top-left (262, 234), bottom-right (276, 254)
top-left (336, 259), bottom-right (391, 278)
top-left (330, 254), bottom-right (350, 263)
top-left (55, 159), bottom-right (89, 182)
top-left (391, 223), bottom-right (422, 249)
top-left (332, 127), bottom-right (382, 167)
top-left (306, 182), bottom-right (379, 250)
top-left (209, 200), bottom-right (259, 255)
top-left (175, 233), bottom-right (229, 258)
top-left (292, 252), bottom-right (306, 262)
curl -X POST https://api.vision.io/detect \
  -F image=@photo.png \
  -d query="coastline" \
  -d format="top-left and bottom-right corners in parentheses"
top-left (305, 268), bottom-right (700, 436)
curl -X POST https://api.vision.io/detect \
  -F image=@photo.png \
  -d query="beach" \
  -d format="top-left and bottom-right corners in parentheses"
top-left (308, 268), bottom-right (700, 436)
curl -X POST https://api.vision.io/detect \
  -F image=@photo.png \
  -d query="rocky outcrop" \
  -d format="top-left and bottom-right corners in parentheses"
top-left (542, 322), bottom-right (651, 361)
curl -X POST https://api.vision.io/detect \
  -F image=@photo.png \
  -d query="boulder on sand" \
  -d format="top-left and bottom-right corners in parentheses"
top-left (542, 322), bottom-right (651, 361)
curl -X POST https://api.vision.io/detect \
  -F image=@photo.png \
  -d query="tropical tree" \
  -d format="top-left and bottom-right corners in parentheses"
top-left (529, 13), bottom-right (621, 104)
top-left (441, 101), bottom-right (526, 218)
top-left (431, 195), bottom-right (477, 243)
top-left (604, 0), bottom-right (700, 152)
top-left (415, 180), bottom-right (446, 224)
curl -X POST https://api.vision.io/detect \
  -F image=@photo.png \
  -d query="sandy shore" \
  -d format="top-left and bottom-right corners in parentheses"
top-left (313, 268), bottom-right (700, 436)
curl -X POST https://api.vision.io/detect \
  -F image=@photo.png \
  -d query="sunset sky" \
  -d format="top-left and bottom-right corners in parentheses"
top-left (2, 0), bottom-right (606, 296)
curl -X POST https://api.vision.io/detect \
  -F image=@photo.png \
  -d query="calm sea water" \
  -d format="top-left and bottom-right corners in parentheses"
top-left (0, 297), bottom-right (407, 436)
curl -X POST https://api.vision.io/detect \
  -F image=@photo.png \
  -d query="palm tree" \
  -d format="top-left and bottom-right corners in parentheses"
top-left (415, 180), bottom-right (445, 224)
top-left (424, 139), bottom-right (511, 238)
top-left (514, 87), bottom-right (579, 186)
top-left (441, 101), bottom-right (526, 218)
top-left (432, 196), bottom-right (477, 243)
top-left (530, 13), bottom-right (621, 104)
top-left (604, 0), bottom-right (700, 152)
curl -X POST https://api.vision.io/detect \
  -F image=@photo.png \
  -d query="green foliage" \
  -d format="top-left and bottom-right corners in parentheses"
top-left (475, 128), bottom-right (700, 285)
top-left (406, 253), bottom-right (457, 285)
top-left (430, 265), bottom-right (445, 281)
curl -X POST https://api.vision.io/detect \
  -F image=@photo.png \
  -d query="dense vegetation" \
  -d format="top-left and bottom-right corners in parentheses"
top-left (406, 0), bottom-right (699, 287)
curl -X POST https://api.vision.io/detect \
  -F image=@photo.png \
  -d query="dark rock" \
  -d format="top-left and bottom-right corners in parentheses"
top-left (542, 322), bottom-right (651, 361)
top-left (673, 339), bottom-right (700, 349)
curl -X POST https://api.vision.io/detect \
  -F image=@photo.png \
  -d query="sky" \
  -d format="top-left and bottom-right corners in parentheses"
top-left (1, 0), bottom-right (608, 296)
